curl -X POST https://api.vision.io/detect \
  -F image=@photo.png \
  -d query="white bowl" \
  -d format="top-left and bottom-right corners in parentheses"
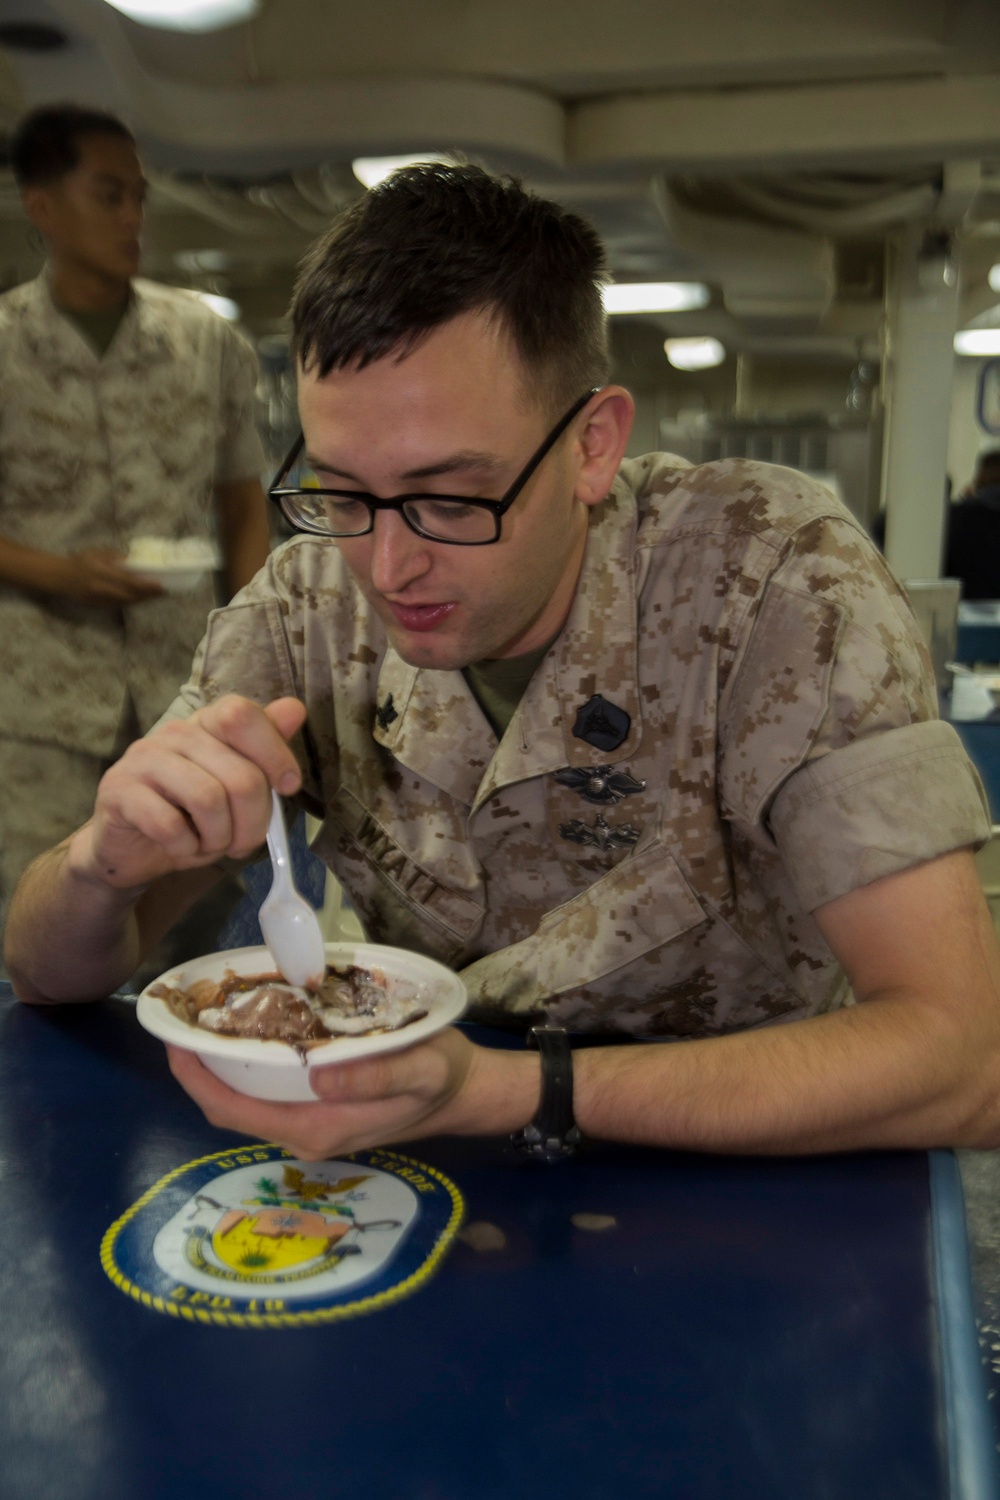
top-left (123, 536), bottom-right (221, 593)
top-left (123, 561), bottom-right (212, 593)
top-left (136, 942), bottom-right (467, 1101)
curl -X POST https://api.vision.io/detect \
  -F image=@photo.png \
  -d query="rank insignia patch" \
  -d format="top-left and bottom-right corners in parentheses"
top-left (572, 695), bottom-right (631, 753)
top-left (101, 1144), bottom-right (463, 1329)
top-left (376, 694), bottom-right (398, 730)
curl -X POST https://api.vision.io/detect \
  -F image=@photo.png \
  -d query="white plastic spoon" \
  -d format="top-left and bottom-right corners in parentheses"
top-left (259, 790), bottom-right (327, 991)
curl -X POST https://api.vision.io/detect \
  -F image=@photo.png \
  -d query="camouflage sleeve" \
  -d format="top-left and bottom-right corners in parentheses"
top-left (153, 546), bottom-right (301, 727)
top-left (213, 324), bottom-right (265, 484)
top-left (151, 548), bottom-right (327, 812)
top-left (718, 514), bottom-right (990, 911)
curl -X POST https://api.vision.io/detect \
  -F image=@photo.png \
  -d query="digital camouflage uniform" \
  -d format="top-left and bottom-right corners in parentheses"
top-left (163, 453), bottom-right (990, 1038)
top-left (0, 273), bottom-right (264, 894)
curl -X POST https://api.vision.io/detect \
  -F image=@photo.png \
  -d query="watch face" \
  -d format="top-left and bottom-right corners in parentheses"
top-left (510, 1125), bottom-right (580, 1162)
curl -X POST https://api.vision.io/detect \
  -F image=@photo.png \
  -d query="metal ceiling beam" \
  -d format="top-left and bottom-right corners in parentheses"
top-left (570, 74), bottom-right (1000, 174)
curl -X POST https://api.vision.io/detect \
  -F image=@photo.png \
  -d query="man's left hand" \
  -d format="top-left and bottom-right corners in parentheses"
top-left (167, 1027), bottom-right (482, 1159)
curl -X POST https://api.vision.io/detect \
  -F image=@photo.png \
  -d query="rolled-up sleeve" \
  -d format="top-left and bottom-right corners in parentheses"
top-left (770, 719), bottom-right (988, 909)
top-left (719, 514), bottom-right (991, 912)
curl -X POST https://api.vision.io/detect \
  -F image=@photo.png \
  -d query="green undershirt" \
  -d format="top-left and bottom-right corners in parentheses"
top-left (57, 302), bottom-right (127, 357)
top-left (463, 637), bottom-right (557, 739)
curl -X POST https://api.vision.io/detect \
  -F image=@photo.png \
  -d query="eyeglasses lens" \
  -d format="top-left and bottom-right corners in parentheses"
top-left (404, 499), bottom-right (498, 543)
top-left (278, 456), bottom-right (499, 544)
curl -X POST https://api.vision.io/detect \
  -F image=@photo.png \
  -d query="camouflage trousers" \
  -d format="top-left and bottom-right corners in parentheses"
top-left (0, 735), bottom-right (116, 907)
top-left (0, 724), bottom-right (243, 983)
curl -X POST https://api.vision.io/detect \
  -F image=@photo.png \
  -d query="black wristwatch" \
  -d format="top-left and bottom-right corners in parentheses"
top-left (510, 1025), bottom-right (581, 1162)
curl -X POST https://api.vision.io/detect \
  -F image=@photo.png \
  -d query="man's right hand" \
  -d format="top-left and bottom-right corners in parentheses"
top-left (0, 538), bottom-right (166, 604)
top-left (66, 695), bottom-right (307, 892)
top-left (59, 548), bottom-right (166, 605)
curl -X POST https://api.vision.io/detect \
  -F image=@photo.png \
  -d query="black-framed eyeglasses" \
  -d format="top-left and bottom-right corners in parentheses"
top-left (268, 387), bottom-right (599, 546)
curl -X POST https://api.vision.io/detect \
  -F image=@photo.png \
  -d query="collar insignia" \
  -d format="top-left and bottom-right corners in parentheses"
top-left (572, 694), bottom-right (630, 753)
top-left (376, 694), bottom-right (398, 731)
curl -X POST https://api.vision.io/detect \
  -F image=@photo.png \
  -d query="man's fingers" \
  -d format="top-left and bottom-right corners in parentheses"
top-left (165, 1025), bottom-right (478, 1159)
top-left (166, 1046), bottom-right (424, 1161)
top-left (264, 696), bottom-right (309, 754)
top-left (83, 694), bottom-right (309, 885)
top-left (309, 1050), bottom-right (430, 1104)
top-left (106, 782), bottom-right (203, 863)
top-left (105, 757), bottom-right (235, 859)
top-left (167, 1047), bottom-right (323, 1146)
top-left (122, 578), bottom-right (166, 602)
top-left (77, 551), bottom-right (165, 602)
top-left (199, 694), bottom-right (304, 794)
top-left (310, 1031), bottom-right (473, 1108)
top-left (116, 725), bottom-right (276, 856)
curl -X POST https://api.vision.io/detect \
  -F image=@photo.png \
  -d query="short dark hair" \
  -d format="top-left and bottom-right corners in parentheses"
top-left (290, 163), bottom-right (610, 410)
top-left (10, 103), bottom-right (135, 187)
top-left (975, 449), bottom-right (1000, 488)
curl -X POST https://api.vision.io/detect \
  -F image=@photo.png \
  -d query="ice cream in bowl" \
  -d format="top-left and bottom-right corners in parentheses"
top-left (136, 942), bottom-right (468, 1101)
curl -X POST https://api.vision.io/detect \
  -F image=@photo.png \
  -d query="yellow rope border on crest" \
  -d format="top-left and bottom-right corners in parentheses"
top-left (100, 1143), bottom-right (465, 1329)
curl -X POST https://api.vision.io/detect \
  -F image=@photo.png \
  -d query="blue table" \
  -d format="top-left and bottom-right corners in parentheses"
top-left (0, 987), bottom-right (994, 1500)
top-left (956, 624), bottom-right (1000, 666)
top-left (955, 602), bottom-right (1000, 667)
top-left (953, 717), bottom-right (1000, 820)
top-left (943, 685), bottom-right (1000, 819)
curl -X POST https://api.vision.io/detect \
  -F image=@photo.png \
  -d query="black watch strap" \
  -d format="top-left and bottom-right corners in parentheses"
top-left (511, 1025), bottom-right (581, 1162)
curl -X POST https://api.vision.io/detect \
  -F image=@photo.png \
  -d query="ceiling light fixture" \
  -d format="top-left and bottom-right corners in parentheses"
top-left (988, 264), bottom-right (1000, 294)
top-left (175, 250), bottom-right (232, 275)
top-left (352, 154), bottom-right (453, 190)
top-left (100, 0), bottom-right (259, 32)
top-left (189, 291), bottom-right (240, 322)
top-left (954, 329), bottom-right (1000, 357)
top-left (603, 282), bottom-right (710, 315)
top-left (664, 337), bottom-right (726, 371)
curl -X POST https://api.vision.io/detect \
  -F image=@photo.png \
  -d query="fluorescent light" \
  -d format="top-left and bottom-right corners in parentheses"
top-left (190, 291), bottom-right (240, 322)
top-left (101, 0), bottom-right (259, 31)
top-left (174, 249), bottom-right (232, 274)
top-left (602, 282), bottom-right (710, 315)
top-left (989, 264), bottom-right (1000, 294)
top-left (954, 329), bottom-right (1000, 356)
top-left (352, 154), bottom-right (453, 190)
top-left (664, 336), bottom-right (726, 371)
